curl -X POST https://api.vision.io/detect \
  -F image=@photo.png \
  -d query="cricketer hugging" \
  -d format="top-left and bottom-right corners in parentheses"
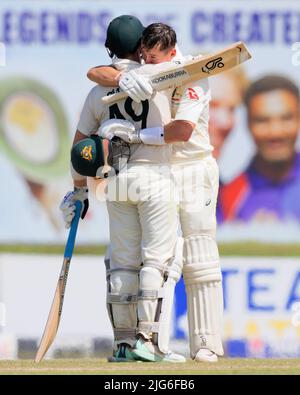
top-left (58, 15), bottom-right (251, 364)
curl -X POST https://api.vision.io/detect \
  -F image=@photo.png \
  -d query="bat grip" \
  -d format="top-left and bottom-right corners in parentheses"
top-left (102, 90), bottom-right (128, 104)
top-left (64, 200), bottom-right (82, 259)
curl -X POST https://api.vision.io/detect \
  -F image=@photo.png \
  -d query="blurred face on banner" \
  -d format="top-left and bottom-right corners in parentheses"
top-left (209, 71), bottom-right (247, 159)
top-left (248, 90), bottom-right (300, 163)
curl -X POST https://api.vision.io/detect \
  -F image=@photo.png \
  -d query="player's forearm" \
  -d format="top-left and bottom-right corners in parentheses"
top-left (163, 120), bottom-right (194, 143)
top-left (99, 119), bottom-right (195, 145)
top-left (87, 66), bottom-right (120, 87)
top-left (73, 178), bottom-right (87, 188)
top-left (132, 120), bottom-right (194, 145)
top-left (71, 130), bottom-right (88, 188)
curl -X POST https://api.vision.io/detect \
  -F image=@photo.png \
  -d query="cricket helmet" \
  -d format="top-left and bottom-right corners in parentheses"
top-left (71, 135), bottom-right (105, 177)
top-left (105, 15), bottom-right (145, 58)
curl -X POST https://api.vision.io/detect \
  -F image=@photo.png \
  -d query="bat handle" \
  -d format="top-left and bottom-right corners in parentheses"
top-left (64, 201), bottom-right (82, 259)
top-left (102, 90), bottom-right (128, 104)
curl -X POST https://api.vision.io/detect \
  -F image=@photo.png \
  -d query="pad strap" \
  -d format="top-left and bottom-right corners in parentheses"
top-left (107, 294), bottom-right (138, 304)
top-left (114, 328), bottom-right (137, 341)
top-left (138, 289), bottom-right (164, 300)
top-left (138, 322), bottom-right (160, 334)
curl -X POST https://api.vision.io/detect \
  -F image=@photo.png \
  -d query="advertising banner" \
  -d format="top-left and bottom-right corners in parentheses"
top-left (1, 254), bottom-right (299, 357)
top-left (175, 257), bottom-right (300, 357)
top-left (1, 1), bottom-right (300, 242)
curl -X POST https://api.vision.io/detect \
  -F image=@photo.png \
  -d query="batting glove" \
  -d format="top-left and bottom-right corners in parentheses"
top-left (119, 69), bottom-right (153, 103)
top-left (98, 119), bottom-right (141, 144)
top-left (60, 186), bottom-right (89, 229)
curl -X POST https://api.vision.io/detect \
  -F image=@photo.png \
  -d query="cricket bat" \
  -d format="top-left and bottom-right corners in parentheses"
top-left (102, 41), bottom-right (251, 105)
top-left (34, 200), bottom-right (82, 363)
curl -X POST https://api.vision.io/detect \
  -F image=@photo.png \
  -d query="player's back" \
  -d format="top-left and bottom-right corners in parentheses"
top-left (101, 87), bottom-right (172, 165)
top-left (78, 59), bottom-right (172, 165)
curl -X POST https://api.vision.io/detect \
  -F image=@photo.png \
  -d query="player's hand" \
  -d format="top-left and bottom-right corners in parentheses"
top-left (119, 69), bottom-right (153, 103)
top-left (60, 186), bottom-right (89, 229)
top-left (98, 119), bottom-right (141, 143)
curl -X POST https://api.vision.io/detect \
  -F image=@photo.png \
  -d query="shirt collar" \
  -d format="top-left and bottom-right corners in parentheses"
top-left (112, 58), bottom-right (141, 72)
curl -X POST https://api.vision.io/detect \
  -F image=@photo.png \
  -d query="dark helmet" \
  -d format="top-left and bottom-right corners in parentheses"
top-left (105, 15), bottom-right (145, 58)
top-left (71, 135), bottom-right (104, 177)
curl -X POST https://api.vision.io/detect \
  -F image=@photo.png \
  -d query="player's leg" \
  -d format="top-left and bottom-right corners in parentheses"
top-left (178, 158), bottom-right (224, 362)
top-left (105, 200), bottom-right (142, 362)
top-left (131, 165), bottom-right (185, 362)
top-left (134, 238), bottom-right (185, 362)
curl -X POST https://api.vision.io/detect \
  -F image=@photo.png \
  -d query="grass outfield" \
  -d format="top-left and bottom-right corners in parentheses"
top-left (0, 358), bottom-right (300, 375)
top-left (1, 242), bottom-right (300, 256)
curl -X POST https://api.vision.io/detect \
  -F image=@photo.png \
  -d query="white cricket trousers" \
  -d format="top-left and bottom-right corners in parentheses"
top-left (172, 155), bottom-right (219, 237)
top-left (172, 155), bottom-right (224, 357)
top-left (106, 163), bottom-right (177, 272)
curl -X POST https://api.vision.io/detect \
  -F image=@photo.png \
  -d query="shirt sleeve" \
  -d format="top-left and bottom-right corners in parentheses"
top-left (76, 87), bottom-right (102, 136)
top-left (174, 78), bottom-right (211, 124)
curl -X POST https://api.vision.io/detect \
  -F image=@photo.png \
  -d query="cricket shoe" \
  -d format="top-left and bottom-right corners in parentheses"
top-left (194, 348), bottom-right (218, 363)
top-left (108, 343), bottom-right (137, 362)
top-left (132, 338), bottom-right (186, 363)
